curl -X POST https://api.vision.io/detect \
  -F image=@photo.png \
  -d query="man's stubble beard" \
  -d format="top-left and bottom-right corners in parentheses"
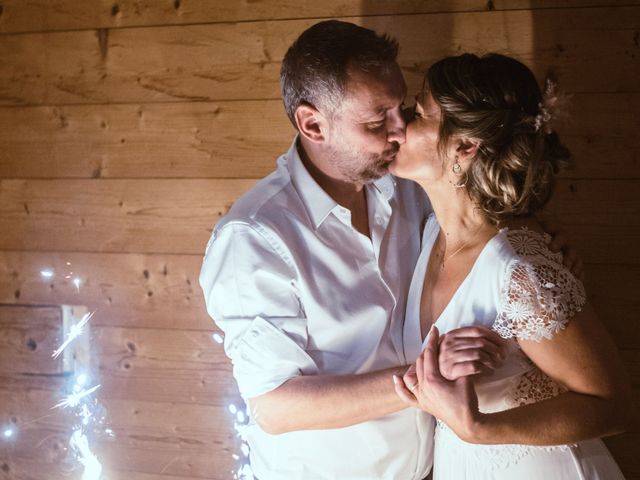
top-left (327, 142), bottom-right (398, 185)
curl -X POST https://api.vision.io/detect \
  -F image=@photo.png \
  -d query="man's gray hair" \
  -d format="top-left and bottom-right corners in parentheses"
top-left (280, 20), bottom-right (399, 128)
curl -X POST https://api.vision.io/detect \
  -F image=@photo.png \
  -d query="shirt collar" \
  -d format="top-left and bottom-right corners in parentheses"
top-left (285, 136), bottom-right (397, 228)
top-left (286, 137), bottom-right (337, 229)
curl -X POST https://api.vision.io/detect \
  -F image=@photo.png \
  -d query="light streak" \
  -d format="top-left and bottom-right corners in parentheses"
top-left (52, 311), bottom-right (95, 359)
top-left (212, 333), bottom-right (224, 344)
top-left (69, 429), bottom-right (103, 480)
top-left (3, 428), bottom-right (14, 439)
top-left (40, 269), bottom-right (54, 278)
top-left (53, 384), bottom-right (101, 410)
top-left (73, 277), bottom-right (82, 292)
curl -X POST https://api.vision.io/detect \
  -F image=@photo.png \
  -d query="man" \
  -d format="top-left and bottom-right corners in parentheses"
top-left (200, 21), bottom-right (512, 479)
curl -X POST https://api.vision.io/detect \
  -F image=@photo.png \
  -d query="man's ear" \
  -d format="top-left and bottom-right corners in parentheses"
top-left (294, 103), bottom-right (326, 144)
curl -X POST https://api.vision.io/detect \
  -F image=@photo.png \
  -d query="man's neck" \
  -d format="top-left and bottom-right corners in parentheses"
top-left (297, 139), bottom-right (366, 212)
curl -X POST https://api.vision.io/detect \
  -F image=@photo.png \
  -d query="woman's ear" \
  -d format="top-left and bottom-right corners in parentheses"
top-left (456, 139), bottom-right (480, 163)
top-left (294, 103), bottom-right (326, 144)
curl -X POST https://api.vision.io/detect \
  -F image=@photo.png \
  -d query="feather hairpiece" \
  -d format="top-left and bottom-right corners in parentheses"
top-left (534, 79), bottom-right (570, 134)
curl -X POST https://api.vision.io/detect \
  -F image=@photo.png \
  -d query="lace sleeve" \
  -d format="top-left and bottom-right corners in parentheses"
top-left (492, 228), bottom-right (587, 342)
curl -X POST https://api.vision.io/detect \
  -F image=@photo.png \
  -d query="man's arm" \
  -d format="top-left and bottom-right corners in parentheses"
top-left (202, 222), bottom-right (505, 435)
top-left (249, 366), bottom-right (407, 434)
top-left (252, 324), bottom-right (507, 435)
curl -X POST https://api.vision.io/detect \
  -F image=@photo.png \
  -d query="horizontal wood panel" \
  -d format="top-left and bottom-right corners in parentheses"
top-left (0, 392), bottom-right (242, 479)
top-left (585, 264), bottom-right (640, 350)
top-left (541, 179), bottom-right (640, 265)
top-left (0, 250), bottom-right (214, 330)
top-left (0, 251), bottom-right (638, 345)
top-left (0, 305), bottom-right (64, 375)
top-left (605, 434), bottom-right (640, 478)
top-left (0, 92), bottom-right (637, 180)
top-left (0, 458), bottom-right (222, 480)
top-left (2, 0), bottom-right (639, 34)
top-left (0, 178), bottom-right (638, 262)
top-left (0, 178), bottom-right (257, 254)
top-left (0, 100), bottom-right (294, 179)
top-left (1, 7), bottom-right (638, 106)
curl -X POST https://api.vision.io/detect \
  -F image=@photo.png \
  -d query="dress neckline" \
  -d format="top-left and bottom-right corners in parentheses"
top-left (419, 215), bottom-right (504, 344)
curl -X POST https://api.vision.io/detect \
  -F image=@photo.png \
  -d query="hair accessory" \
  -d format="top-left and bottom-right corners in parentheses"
top-left (534, 79), bottom-right (570, 134)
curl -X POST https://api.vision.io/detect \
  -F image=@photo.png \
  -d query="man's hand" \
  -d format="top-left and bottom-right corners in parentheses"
top-left (438, 326), bottom-right (507, 380)
top-left (393, 326), bottom-right (482, 442)
top-left (542, 222), bottom-right (584, 280)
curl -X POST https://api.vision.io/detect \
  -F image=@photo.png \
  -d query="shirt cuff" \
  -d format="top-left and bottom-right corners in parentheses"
top-left (228, 316), bottom-right (319, 399)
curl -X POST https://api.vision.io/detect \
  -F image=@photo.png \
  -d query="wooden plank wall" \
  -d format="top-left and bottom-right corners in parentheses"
top-left (0, 1), bottom-right (639, 479)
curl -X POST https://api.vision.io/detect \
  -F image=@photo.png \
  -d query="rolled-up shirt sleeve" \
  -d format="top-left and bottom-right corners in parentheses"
top-left (199, 221), bottom-right (318, 399)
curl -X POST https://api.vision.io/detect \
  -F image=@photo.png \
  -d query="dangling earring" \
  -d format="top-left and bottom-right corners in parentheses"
top-left (452, 157), bottom-right (462, 174)
top-left (450, 155), bottom-right (467, 188)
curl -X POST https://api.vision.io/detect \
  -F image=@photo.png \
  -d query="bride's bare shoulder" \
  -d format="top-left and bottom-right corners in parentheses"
top-left (503, 216), bottom-right (546, 235)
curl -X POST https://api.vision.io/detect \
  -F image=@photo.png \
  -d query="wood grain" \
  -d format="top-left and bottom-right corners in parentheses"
top-left (0, 178), bottom-right (637, 262)
top-left (0, 250), bottom-right (212, 330)
top-left (0, 305), bottom-right (64, 375)
top-left (0, 92), bottom-right (637, 180)
top-left (0, 178), bottom-right (256, 254)
top-left (2, 0), bottom-right (638, 34)
top-left (1, 7), bottom-right (638, 106)
top-left (0, 389), bottom-right (243, 480)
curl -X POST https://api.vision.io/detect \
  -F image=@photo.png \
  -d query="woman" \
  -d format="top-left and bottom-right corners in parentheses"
top-left (390, 53), bottom-right (634, 478)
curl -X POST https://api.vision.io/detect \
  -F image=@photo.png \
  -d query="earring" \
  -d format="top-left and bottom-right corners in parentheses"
top-left (450, 155), bottom-right (467, 188)
top-left (452, 156), bottom-right (462, 174)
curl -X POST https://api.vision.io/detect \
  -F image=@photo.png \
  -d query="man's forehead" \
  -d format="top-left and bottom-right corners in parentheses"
top-left (342, 65), bottom-right (406, 116)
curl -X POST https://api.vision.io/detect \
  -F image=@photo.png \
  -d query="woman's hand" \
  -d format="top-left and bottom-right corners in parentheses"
top-left (438, 326), bottom-right (507, 380)
top-left (393, 326), bottom-right (483, 442)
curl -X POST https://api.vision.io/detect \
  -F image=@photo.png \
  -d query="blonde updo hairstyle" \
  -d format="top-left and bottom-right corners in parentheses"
top-left (426, 53), bottom-right (571, 225)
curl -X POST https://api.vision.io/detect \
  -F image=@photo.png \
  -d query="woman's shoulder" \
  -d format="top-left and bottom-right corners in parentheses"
top-left (493, 217), bottom-right (566, 269)
top-left (493, 218), bottom-right (587, 342)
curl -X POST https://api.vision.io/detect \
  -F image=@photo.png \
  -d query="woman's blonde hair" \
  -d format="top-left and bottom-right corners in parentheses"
top-left (426, 53), bottom-right (571, 224)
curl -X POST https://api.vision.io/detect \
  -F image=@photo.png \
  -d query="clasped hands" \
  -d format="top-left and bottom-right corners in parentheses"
top-left (393, 325), bottom-right (507, 442)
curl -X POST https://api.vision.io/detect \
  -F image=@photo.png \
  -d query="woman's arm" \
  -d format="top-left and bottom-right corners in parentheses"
top-left (472, 302), bottom-right (635, 444)
top-left (396, 305), bottom-right (637, 445)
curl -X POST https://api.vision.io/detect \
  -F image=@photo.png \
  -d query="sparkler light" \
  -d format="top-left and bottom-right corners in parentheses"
top-left (40, 269), bottom-right (55, 278)
top-left (52, 311), bottom-right (95, 359)
top-left (229, 403), bottom-right (254, 480)
top-left (69, 429), bottom-right (103, 480)
top-left (73, 277), bottom-right (82, 292)
top-left (53, 384), bottom-right (101, 410)
top-left (3, 428), bottom-right (14, 439)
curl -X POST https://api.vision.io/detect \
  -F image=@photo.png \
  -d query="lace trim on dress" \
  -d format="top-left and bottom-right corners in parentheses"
top-left (509, 367), bottom-right (568, 407)
top-left (492, 228), bottom-right (587, 342)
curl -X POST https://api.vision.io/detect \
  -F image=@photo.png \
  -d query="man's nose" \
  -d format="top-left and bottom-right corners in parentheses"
top-left (387, 110), bottom-right (407, 145)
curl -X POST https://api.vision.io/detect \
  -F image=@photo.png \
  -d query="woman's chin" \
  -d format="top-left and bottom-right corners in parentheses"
top-left (388, 161), bottom-right (416, 181)
top-left (388, 160), bottom-right (405, 178)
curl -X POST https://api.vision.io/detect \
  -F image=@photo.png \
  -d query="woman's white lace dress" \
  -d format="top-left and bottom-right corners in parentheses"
top-left (403, 215), bottom-right (625, 479)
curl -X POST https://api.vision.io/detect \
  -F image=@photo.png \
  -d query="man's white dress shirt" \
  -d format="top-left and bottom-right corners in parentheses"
top-left (200, 138), bottom-right (434, 480)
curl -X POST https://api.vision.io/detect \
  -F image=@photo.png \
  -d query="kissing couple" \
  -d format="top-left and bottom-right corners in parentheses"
top-left (200, 20), bottom-right (633, 480)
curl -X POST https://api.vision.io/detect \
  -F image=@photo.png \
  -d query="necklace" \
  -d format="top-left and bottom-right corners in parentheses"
top-left (437, 224), bottom-right (484, 270)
